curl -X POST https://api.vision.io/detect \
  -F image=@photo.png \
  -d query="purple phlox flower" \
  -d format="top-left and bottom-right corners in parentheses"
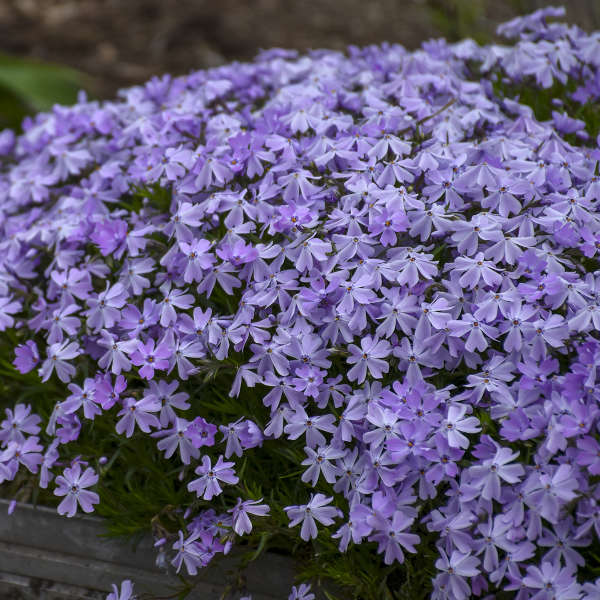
top-left (568, 300), bottom-right (600, 333)
top-left (450, 215), bottom-right (503, 256)
top-left (39, 439), bottom-right (59, 489)
top-left (278, 170), bottom-right (322, 203)
top-left (524, 464), bottom-right (579, 523)
top-left (194, 155), bottom-right (233, 190)
top-left (332, 232), bottom-right (377, 263)
top-left (489, 540), bottom-right (536, 587)
top-left (316, 375), bottom-right (351, 409)
top-left (85, 282), bottom-right (128, 330)
top-left (496, 301), bottom-right (537, 352)
top-left (47, 139), bottom-right (92, 180)
top-left (119, 257), bottom-right (154, 295)
top-left (576, 436), bottom-right (600, 475)
top-left (473, 287), bottom-right (521, 324)
top-left (167, 201), bottom-right (204, 242)
top-left (273, 202), bottom-right (315, 233)
top-left (115, 396), bottom-right (161, 438)
top-left (216, 239), bottom-right (259, 267)
top-left (481, 180), bottom-right (523, 217)
top-left (143, 379), bottom-right (190, 427)
top-left (49, 268), bottom-right (92, 304)
top-left (468, 446), bottom-right (524, 501)
top-left (0, 404), bottom-right (41, 445)
top-left (427, 508), bottom-right (476, 555)
top-left (12, 340), bottom-right (39, 374)
top-left (119, 299), bottom-right (159, 337)
top-left (187, 455), bottom-right (239, 500)
top-left (39, 340), bottom-right (81, 383)
top-left (394, 336), bottom-right (443, 383)
top-left (559, 400), bottom-right (598, 438)
top-left (284, 406), bottom-right (337, 448)
top-left (409, 202), bottom-right (454, 241)
top-left (523, 314), bottom-right (568, 359)
top-left (484, 231), bottom-right (536, 265)
top-left (580, 225), bottom-right (600, 258)
top-left (347, 335), bottom-right (391, 383)
top-left (237, 419), bottom-right (263, 451)
top-left (434, 550), bottom-right (480, 600)
top-left (186, 417), bottom-right (217, 448)
top-left (106, 580), bottom-right (135, 600)
top-left (167, 333), bottom-right (203, 380)
top-left (284, 333), bottom-right (331, 370)
top-left (158, 282), bottom-right (194, 327)
top-left (539, 517), bottom-right (588, 570)
top-left (197, 260), bottom-right (242, 297)
top-left (363, 403), bottom-right (402, 450)
top-left (288, 583), bottom-right (315, 600)
top-left (285, 235), bottom-right (331, 273)
top-left (386, 420), bottom-right (431, 460)
top-left (285, 493), bottom-right (341, 541)
top-left (63, 377), bottom-right (102, 420)
top-left (292, 365), bottom-right (326, 398)
top-left (90, 219), bottom-right (129, 258)
top-left (44, 303), bottom-right (81, 345)
top-left (447, 313), bottom-right (499, 353)
top-left (54, 463), bottom-right (99, 517)
top-left (522, 561), bottom-right (581, 600)
top-left (393, 248), bottom-right (438, 287)
top-left (153, 417), bottom-right (199, 464)
top-left (337, 273), bottom-right (378, 315)
top-left (474, 516), bottom-right (517, 573)
top-left (98, 329), bottom-right (138, 374)
top-left (229, 497), bottom-right (270, 535)
top-left (518, 272), bottom-right (564, 303)
top-left (171, 529), bottom-right (217, 575)
top-left (449, 253), bottom-right (502, 289)
top-left (301, 444), bottom-right (345, 486)
top-left (442, 404), bottom-right (481, 449)
top-left (0, 436), bottom-right (43, 473)
top-left (370, 510), bottom-right (420, 565)
top-left (178, 238), bottom-right (214, 283)
top-left (375, 287), bottom-right (418, 338)
top-left (369, 208), bottom-right (409, 246)
top-left (582, 579), bottom-right (600, 600)
top-left (95, 374), bottom-right (127, 410)
top-left (218, 418), bottom-right (262, 458)
top-left (130, 337), bottom-right (172, 380)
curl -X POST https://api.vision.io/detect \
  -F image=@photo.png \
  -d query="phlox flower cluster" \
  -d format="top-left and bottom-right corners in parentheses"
top-left (2, 5), bottom-right (600, 598)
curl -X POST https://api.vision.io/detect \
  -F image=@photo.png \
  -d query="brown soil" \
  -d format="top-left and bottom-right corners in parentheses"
top-left (0, 0), bottom-right (598, 100)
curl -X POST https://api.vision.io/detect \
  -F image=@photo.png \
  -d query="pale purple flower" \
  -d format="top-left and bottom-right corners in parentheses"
top-left (229, 498), bottom-right (270, 535)
top-left (347, 336), bottom-right (391, 383)
top-left (39, 340), bottom-right (81, 383)
top-left (187, 455), bottom-right (239, 500)
top-left (442, 404), bottom-right (481, 449)
top-left (54, 463), bottom-right (99, 517)
top-left (285, 493), bottom-right (341, 541)
top-left (106, 580), bottom-right (135, 600)
top-left (115, 396), bottom-right (161, 438)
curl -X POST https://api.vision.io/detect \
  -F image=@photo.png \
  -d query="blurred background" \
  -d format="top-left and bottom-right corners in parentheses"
top-left (0, 0), bottom-right (598, 129)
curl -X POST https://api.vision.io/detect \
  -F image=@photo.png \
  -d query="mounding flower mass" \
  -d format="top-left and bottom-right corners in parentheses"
top-left (2, 5), bottom-right (600, 599)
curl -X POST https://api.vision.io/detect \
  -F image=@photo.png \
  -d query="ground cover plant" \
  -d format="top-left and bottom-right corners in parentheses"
top-left (1, 5), bottom-right (600, 599)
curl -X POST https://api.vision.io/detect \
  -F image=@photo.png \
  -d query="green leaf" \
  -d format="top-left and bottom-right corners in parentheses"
top-left (0, 53), bottom-right (90, 130)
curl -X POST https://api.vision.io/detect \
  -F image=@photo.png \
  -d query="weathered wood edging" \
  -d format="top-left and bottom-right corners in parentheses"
top-left (0, 499), bottom-right (295, 599)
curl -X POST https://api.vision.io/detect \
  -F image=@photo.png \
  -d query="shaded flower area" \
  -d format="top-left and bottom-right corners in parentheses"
top-left (2, 5), bottom-right (600, 599)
